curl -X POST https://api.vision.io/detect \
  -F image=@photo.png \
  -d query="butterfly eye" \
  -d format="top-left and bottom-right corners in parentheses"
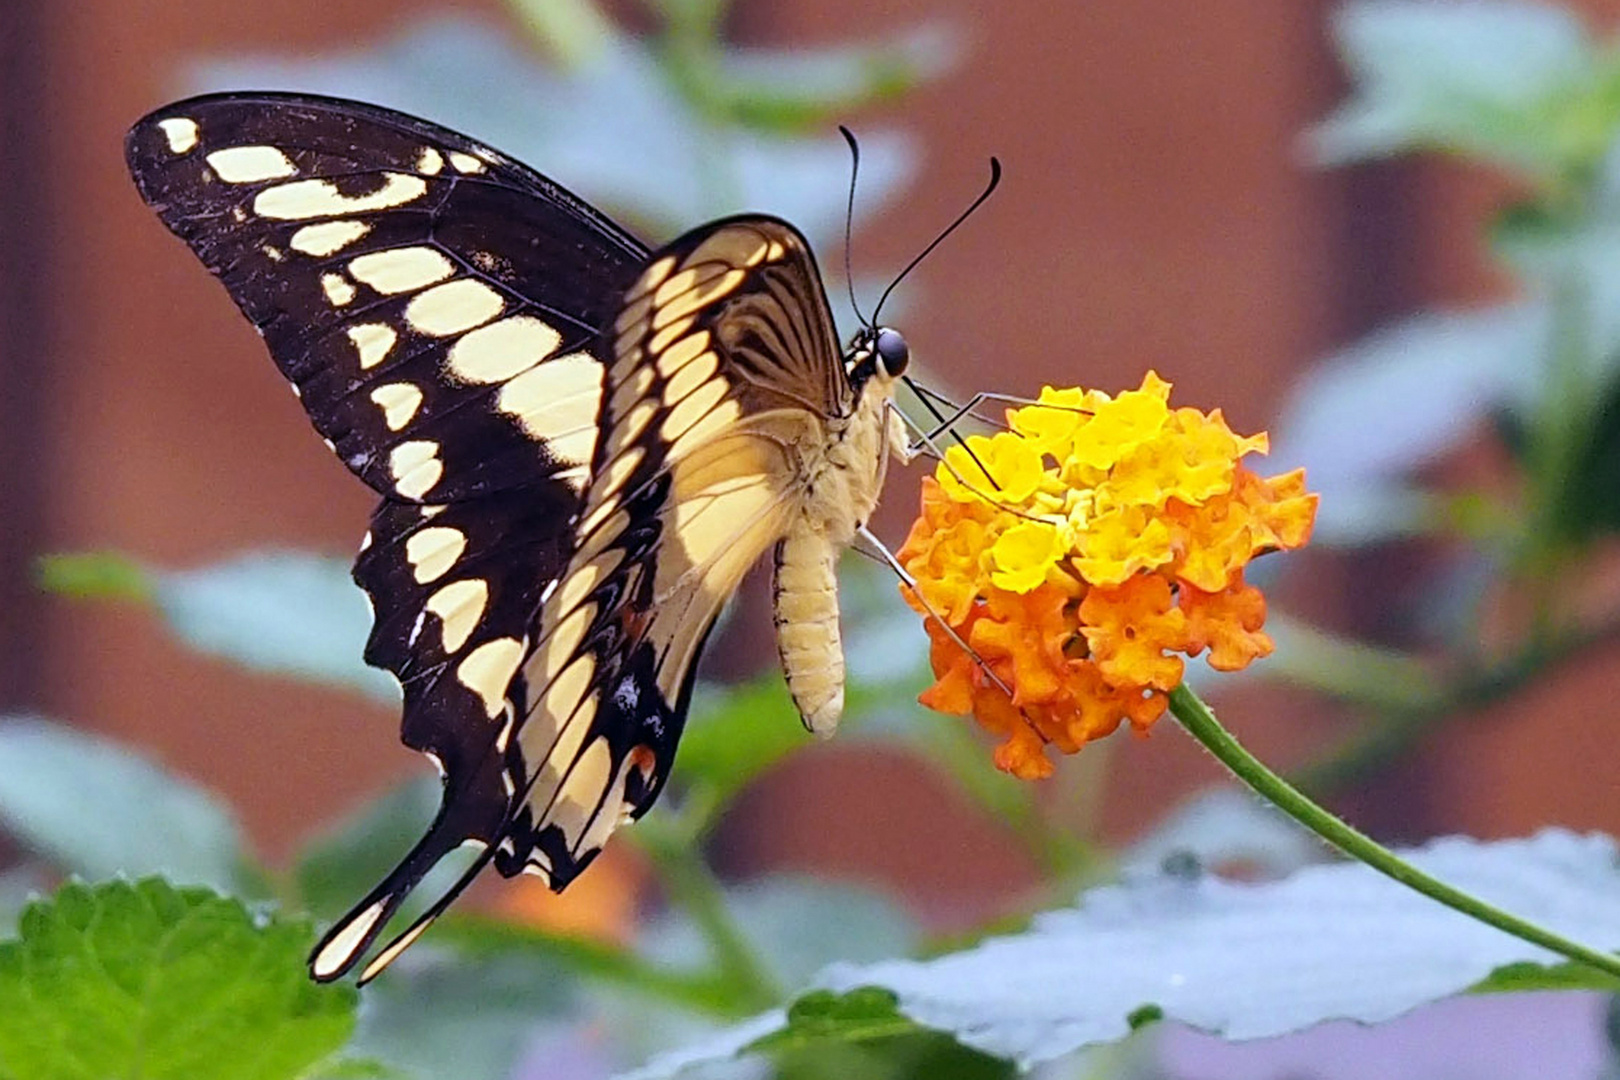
top-left (874, 327), bottom-right (910, 377)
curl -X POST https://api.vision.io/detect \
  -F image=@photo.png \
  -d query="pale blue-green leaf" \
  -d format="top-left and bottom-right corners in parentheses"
top-left (187, 16), bottom-right (913, 246)
top-left (1270, 306), bottom-right (1540, 545)
top-left (1274, 225), bottom-right (1620, 547)
top-left (1308, 0), bottom-right (1594, 167)
top-left (644, 876), bottom-right (919, 990)
top-left (1119, 789), bottom-right (1323, 878)
top-left (350, 952), bottom-right (577, 1080)
top-left (631, 830), bottom-right (1620, 1074)
top-left (154, 550), bottom-right (397, 704)
top-left (0, 716), bottom-right (250, 892)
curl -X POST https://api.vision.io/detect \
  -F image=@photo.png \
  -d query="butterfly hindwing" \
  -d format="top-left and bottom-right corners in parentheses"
top-left (125, 92), bottom-right (648, 503)
top-left (496, 218), bottom-right (854, 884)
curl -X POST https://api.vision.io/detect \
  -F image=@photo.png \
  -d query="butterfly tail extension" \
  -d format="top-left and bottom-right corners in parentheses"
top-left (308, 764), bottom-right (511, 982)
top-left (772, 528), bottom-right (846, 736)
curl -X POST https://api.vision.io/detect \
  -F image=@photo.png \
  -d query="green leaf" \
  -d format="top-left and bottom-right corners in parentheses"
top-left (35, 553), bottom-right (152, 602)
top-left (43, 550), bottom-right (395, 704)
top-left (675, 677), bottom-right (807, 814)
top-left (154, 551), bottom-right (397, 704)
top-left (632, 831), bottom-right (1620, 1075)
top-left (0, 718), bottom-right (255, 894)
top-left (0, 878), bottom-right (356, 1080)
top-left (1309, 0), bottom-right (1620, 185)
top-left (754, 988), bottom-right (916, 1049)
top-left (1552, 368), bottom-right (1620, 540)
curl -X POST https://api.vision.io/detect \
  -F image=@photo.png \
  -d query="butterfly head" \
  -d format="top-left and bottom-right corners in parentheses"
top-left (846, 325), bottom-right (910, 388)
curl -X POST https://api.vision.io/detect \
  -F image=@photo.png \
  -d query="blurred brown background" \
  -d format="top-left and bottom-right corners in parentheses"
top-left (4, 0), bottom-right (1614, 920)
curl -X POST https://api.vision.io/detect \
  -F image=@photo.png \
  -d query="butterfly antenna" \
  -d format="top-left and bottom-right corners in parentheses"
top-left (870, 155), bottom-right (1002, 328)
top-left (839, 126), bottom-right (872, 331)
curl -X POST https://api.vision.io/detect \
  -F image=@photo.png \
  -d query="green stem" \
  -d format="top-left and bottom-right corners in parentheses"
top-left (634, 815), bottom-right (782, 1010)
top-left (1168, 683), bottom-right (1620, 981)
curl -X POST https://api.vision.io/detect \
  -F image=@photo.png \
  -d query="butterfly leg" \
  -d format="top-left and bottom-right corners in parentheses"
top-left (854, 523), bottom-right (1016, 700)
top-left (889, 406), bottom-right (1055, 525)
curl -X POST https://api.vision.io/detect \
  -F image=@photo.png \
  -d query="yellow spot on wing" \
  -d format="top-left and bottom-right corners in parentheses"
top-left (389, 440), bottom-right (443, 499)
top-left (346, 323), bottom-right (397, 369)
top-left (664, 350), bottom-right (719, 401)
top-left (416, 147), bottom-right (445, 175)
top-left (404, 526), bottom-right (467, 584)
top-left (551, 737), bottom-right (614, 849)
top-left (206, 145), bottom-right (297, 183)
top-left (157, 117), bottom-right (199, 154)
top-left (291, 220), bottom-right (372, 257)
top-left (661, 379), bottom-right (730, 441)
top-left (406, 279), bottom-right (504, 337)
top-left (446, 316), bottom-right (562, 384)
top-left (654, 330), bottom-right (712, 376)
top-left (321, 273), bottom-right (356, 306)
top-left (369, 383), bottom-right (423, 432)
top-left (348, 247), bottom-right (455, 295)
top-left (497, 353), bottom-right (603, 465)
top-left (625, 255), bottom-right (678, 304)
top-left (425, 579), bottom-right (489, 652)
top-left (309, 898), bottom-right (388, 980)
top-left (458, 637), bottom-right (524, 717)
top-left (253, 173), bottom-right (428, 219)
top-left (448, 151), bottom-right (486, 174)
top-left (652, 269), bottom-right (747, 330)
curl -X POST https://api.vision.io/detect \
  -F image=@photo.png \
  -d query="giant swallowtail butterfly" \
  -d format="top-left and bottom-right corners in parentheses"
top-left (126, 93), bottom-right (971, 983)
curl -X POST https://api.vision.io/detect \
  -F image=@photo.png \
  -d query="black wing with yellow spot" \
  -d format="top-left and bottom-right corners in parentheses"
top-left (125, 93), bottom-right (649, 980)
top-left (495, 218), bottom-right (852, 890)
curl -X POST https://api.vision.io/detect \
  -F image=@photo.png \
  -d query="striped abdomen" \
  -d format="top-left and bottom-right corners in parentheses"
top-left (772, 528), bottom-right (844, 736)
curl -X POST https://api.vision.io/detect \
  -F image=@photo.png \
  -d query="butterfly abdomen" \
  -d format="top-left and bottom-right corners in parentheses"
top-left (772, 529), bottom-right (845, 736)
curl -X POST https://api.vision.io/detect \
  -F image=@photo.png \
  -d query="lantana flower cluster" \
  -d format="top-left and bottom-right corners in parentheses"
top-left (897, 372), bottom-right (1317, 779)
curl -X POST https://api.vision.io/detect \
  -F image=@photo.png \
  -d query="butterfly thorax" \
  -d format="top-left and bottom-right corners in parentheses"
top-left (798, 369), bottom-right (906, 545)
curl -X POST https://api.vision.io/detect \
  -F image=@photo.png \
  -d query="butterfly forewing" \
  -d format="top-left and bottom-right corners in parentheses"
top-left (495, 218), bottom-right (853, 884)
top-left (124, 93), bottom-right (648, 502)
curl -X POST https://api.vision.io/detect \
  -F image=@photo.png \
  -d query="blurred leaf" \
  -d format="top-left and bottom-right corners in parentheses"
top-left (1561, 369), bottom-right (1620, 539)
top-left (188, 16), bottom-right (915, 245)
top-left (1271, 305), bottom-right (1542, 545)
top-left (676, 677), bottom-right (807, 814)
top-left (676, 26), bottom-right (957, 132)
top-left (41, 549), bottom-right (394, 703)
top-left (294, 776), bottom-right (440, 920)
top-left (35, 552), bottom-right (152, 601)
top-left (645, 877), bottom-right (919, 992)
top-left (433, 914), bottom-right (737, 1014)
top-left (1118, 788), bottom-right (1323, 879)
top-left (0, 878), bottom-right (357, 1080)
top-left (753, 988), bottom-right (914, 1049)
top-left (757, 989), bottom-right (1014, 1080)
top-left (633, 830), bottom-right (1620, 1075)
top-left (155, 551), bottom-right (397, 704)
top-left (1254, 612), bottom-right (1444, 711)
top-left (349, 953), bottom-right (574, 1080)
top-left (0, 717), bottom-right (255, 894)
top-left (505, 0), bottom-right (614, 70)
top-left (1310, 0), bottom-right (1620, 184)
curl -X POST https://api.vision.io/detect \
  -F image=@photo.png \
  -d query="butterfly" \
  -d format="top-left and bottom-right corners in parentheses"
top-left (125, 92), bottom-right (996, 983)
